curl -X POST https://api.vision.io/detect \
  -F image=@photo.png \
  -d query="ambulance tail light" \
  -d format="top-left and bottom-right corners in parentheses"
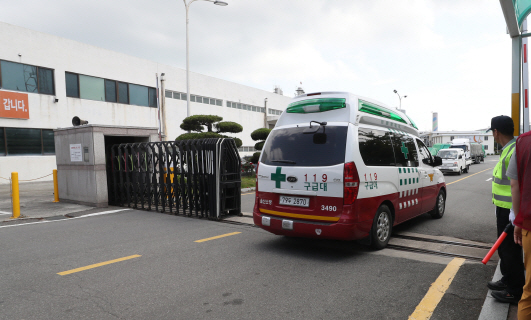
top-left (344, 162), bottom-right (360, 205)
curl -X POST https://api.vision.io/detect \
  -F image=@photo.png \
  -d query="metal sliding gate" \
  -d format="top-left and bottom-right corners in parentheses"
top-left (108, 138), bottom-right (241, 219)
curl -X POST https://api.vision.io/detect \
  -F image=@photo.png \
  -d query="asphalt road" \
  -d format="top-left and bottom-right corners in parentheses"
top-left (0, 158), bottom-right (500, 319)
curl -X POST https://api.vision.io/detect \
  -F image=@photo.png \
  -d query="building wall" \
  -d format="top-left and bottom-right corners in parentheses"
top-left (428, 131), bottom-right (496, 154)
top-left (0, 22), bottom-right (291, 184)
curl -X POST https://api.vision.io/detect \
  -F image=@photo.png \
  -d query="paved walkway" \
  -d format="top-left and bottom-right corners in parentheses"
top-left (0, 181), bottom-right (94, 222)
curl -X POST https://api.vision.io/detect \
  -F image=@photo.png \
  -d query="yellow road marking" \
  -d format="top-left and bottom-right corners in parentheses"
top-left (259, 208), bottom-right (340, 222)
top-left (57, 254), bottom-right (141, 276)
top-left (195, 232), bottom-right (241, 243)
top-left (446, 167), bottom-right (493, 185)
top-left (408, 258), bottom-right (465, 320)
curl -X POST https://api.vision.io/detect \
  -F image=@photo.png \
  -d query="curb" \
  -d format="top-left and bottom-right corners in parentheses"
top-left (478, 260), bottom-right (510, 319)
top-left (241, 187), bottom-right (256, 193)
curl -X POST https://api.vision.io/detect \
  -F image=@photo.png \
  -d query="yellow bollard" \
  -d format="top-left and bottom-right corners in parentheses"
top-left (11, 172), bottom-right (20, 219)
top-left (53, 169), bottom-right (59, 202)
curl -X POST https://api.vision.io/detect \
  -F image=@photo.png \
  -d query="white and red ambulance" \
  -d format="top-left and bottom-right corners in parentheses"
top-left (253, 92), bottom-right (446, 249)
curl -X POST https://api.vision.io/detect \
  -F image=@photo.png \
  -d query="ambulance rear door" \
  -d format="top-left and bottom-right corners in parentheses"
top-left (257, 123), bottom-right (348, 222)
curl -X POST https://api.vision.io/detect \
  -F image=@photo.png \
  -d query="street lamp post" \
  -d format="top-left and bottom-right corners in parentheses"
top-left (183, 0), bottom-right (228, 119)
top-left (393, 89), bottom-right (407, 109)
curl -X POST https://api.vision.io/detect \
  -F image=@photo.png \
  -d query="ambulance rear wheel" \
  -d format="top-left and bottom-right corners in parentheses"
top-left (430, 190), bottom-right (446, 219)
top-left (464, 165), bottom-right (470, 173)
top-left (371, 205), bottom-right (392, 250)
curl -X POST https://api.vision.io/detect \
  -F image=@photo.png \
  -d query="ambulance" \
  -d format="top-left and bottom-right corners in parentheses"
top-left (253, 92), bottom-right (446, 249)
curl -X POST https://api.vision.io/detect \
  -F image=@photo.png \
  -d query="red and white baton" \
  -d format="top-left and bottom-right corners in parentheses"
top-left (482, 223), bottom-right (513, 265)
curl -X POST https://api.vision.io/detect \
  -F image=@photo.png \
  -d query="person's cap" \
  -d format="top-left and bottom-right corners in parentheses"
top-left (487, 115), bottom-right (514, 135)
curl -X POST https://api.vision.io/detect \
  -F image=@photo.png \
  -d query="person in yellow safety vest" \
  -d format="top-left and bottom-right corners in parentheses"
top-left (487, 115), bottom-right (524, 304)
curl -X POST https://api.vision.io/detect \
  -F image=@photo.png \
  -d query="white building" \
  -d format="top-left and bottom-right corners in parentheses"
top-left (0, 22), bottom-right (292, 184)
top-left (424, 130), bottom-right (496, 154)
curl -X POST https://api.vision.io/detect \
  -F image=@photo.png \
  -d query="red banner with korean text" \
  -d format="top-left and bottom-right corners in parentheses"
top-left (0, 91), bottom-right (29, 119)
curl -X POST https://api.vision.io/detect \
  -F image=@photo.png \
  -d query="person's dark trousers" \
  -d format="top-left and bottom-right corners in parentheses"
top-left (497, 206), bottom-right (525, 296)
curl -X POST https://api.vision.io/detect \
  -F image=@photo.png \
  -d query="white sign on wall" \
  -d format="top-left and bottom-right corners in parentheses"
top-left (70, 144), bottom-right (82, 162)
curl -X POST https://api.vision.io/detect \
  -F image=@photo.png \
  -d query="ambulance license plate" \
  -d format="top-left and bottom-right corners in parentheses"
top-left (279, 196), bottom-right (309, 207)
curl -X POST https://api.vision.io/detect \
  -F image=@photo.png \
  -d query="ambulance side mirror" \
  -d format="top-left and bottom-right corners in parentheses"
top-left (432, 156), bottom-right (442, 167)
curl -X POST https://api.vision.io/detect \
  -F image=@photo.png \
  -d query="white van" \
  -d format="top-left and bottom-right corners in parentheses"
top-left (436, 148), bottom-right (469, 175)
top-left (253, 92), bottom-right (446, 249)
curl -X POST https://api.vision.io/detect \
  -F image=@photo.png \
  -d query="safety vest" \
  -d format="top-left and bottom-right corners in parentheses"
top-left (492, 140), bottom-right (516, 208)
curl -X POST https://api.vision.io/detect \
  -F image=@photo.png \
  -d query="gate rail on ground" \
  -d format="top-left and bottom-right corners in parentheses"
top-left (109, 138), bottom-right (241, 220)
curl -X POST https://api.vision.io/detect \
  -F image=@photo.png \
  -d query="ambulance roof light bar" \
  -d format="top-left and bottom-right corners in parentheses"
top-left (286, 98), bottom-right (346, 113)
top-left (358, 99), bottom-right (408, 125)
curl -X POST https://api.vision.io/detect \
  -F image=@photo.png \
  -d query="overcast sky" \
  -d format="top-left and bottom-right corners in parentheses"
top-left (0, 0), bottom-right (516, 131)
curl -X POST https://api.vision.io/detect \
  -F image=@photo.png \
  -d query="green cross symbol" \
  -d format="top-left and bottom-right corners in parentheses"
top-left (271, 167), bottom-right (286, 188)
top-left (401, 142), bottom-right (409, 159)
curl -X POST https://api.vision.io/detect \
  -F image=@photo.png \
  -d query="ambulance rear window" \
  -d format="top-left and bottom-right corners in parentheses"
top-left (261, 126), bottom-right (347, 167)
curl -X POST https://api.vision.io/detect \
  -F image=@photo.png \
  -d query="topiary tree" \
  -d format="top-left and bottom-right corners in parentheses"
top-left (176, 115), bottom-right (243, 147)
top-left (249, 128), bottom-right (271, 163)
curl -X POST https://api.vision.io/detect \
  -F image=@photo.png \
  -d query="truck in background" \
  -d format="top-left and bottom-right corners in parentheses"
top-left (447, 139), bottom-right (484, 164)
top-left (449, 138), bottom-right (474, 168)
top-left (469, 143), bottom-right (484, 163)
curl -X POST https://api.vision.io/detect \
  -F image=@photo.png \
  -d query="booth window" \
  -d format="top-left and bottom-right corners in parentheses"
top-left (0, 60), bottom-right (55, 95)
top-left (0, 127), bottom-right (55, 156)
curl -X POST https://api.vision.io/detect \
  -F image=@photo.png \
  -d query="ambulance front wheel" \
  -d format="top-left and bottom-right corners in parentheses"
top-left (371, 205), bottom-right (392, 250)
top-left (430, 189), bottom-right (446, 219)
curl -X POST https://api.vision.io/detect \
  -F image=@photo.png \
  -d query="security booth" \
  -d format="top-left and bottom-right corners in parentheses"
top-left (54, 124), bottom-right (159, 207)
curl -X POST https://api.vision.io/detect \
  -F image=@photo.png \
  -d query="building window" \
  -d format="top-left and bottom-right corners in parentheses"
top-left (0, 127), bottom-right (55, 156)
top-left (79, 75), bottom-right (105, 101)
top-left (127, 84), bottom-right (147, 106)
top-left (65, 72), bottom-right (79, 98)
top-left (148, 88), bottom-right (157, 108)
top-left (450, 136), bottom-right (454, 140)
top-left (216, 99), bottom-right (222, 106)
top-left (0, 128), bottom-right (5, 156)
top-left (6, 128), bottom-right (42, 155)
top-left (105, 79), bottom-right (117, 103)
top-left (38, 68), bottom-right (54, 95)
top-left (118, 82), bottom-right (129, 104)
top-left (165, 90), bottom-right (172, 98)
top-left (485, 145), bottom-right (488, 150)
top-left (42, 129), bottom-right (55, 154)
top-left (0, 60), bottom-right (55, 95)
top-left (66, 72), bottom-right (154, 107)
top-left (485, 136), bottom-right (488, 141)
